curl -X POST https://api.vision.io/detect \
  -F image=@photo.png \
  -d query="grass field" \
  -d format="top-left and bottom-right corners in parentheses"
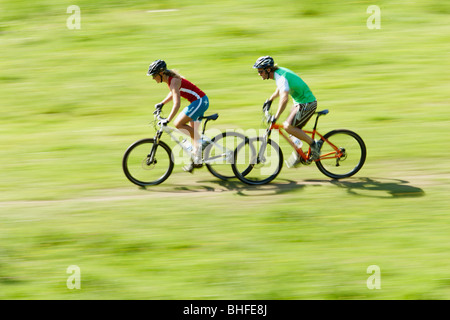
top-left (0, 0), bottom-right (449, 299)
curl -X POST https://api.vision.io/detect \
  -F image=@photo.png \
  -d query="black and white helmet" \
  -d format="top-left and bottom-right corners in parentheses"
top-left (253, 56), bottom-right (274, 69)
top-left (147, 59), bottom-right (167, 76)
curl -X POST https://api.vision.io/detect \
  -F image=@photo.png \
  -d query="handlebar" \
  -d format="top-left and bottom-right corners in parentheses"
top-left (153, 106), bottom-right (167, 126)
top-left (262, 104), bottom-right (274, 124)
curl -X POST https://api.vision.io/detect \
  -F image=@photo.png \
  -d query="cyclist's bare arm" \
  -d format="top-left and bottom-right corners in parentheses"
top-left (166, 78), bottom-right (182, 122)
top-left (274, 89), bottom-right (289, 120)
top-left (268, 88), bottom-right (280, 102)
top-left (161, 91), bottom-right (173, 105)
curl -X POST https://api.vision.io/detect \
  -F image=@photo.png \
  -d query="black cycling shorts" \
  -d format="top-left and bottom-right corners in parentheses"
top-left (286, 101), bottom-right (317, 128)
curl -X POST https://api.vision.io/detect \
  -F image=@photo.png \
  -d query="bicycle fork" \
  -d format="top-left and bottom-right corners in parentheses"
top-left (254, 128), bottom-right (271, 165)
top-left (147, 130), bottom-right (163, 165)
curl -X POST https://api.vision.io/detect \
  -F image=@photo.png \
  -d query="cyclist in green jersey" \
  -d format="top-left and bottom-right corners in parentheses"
top-left (253, 56), bottom-right (321, 166)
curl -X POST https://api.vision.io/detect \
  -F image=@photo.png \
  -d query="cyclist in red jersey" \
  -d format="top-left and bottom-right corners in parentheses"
top-left (147, 60), bottom-right (209, 172)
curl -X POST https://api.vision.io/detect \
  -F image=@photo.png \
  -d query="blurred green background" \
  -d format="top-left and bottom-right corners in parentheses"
top-left (0, 0), bottom-right (449, 299)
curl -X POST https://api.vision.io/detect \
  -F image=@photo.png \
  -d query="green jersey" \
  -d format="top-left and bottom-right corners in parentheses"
top-left (274, 67), bottom-right (316, 104)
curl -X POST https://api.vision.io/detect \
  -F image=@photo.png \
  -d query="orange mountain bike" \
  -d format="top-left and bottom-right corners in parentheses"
top-left (231, 104), bottom-right (367, 185)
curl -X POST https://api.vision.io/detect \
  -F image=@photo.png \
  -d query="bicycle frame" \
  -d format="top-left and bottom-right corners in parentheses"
top-left (263, 109), bottom-right (344, 162)
top-left (149, 115), bottom-right (233, 165)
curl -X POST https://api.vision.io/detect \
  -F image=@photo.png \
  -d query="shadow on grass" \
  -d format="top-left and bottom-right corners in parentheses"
top-left (210, 177), bottom-right (425, 198)
top-left (307, 177), bottom-right (426, 199)
top-left (139, 177), bottom-right (425, 199)
top-left (206, 178), bottom-right (310, 196)
top-left (139, 178), bottom-right (310, 196)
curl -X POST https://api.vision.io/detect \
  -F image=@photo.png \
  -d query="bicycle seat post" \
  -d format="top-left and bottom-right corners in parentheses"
top-left (199, 113), bottom-right (219, 135)
top-left (312, 114), bottom-right (320, 131)
top-left (201, 119), bottom-right (209, 135)
top-left (312, 109), bottom-right (329, 131)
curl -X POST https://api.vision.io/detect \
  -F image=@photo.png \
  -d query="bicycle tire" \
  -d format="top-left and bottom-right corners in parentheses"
top-left (315, 129), bottom-right (366, 179)
top-left (232, 136), bottom-right (283, 185)
top-left (204, 132), bottom-right (251, 180)
top-left (122, 138), bottom-right (174, 186)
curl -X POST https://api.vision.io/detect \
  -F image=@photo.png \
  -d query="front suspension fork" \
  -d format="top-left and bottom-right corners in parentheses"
top-left (256, 128), bottom-right (272, 164)
top-left (147, 130), bottom-right (163, 164)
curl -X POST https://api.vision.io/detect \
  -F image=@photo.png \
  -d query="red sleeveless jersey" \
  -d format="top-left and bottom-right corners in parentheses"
top-left (168, 77), bottom-right (206, 103)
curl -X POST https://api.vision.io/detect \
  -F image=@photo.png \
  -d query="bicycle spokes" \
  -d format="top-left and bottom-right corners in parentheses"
top-left (204, 131), bottom-right (249, 181)
top-left (232, 137), bottom-right (283, 185)
top-left (123, 139), bottom-right (174, 186)
top-left (316, 130), bottom-right (366, 179)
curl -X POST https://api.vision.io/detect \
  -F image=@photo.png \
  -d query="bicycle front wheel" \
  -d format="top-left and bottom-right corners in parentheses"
top-left (232, 136), bottom-right (283, 185)
top-left (122, 138), bottom-right (174, 186)
top-left (204, 132), bottom-right (250, 180)
top-left (315, 129), bottom-right (366, 179)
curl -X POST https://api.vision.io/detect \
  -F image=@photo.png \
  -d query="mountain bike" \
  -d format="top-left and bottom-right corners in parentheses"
top-left (123, 105), bottom-right (250, 186)
top-left (231, 104), bottom-right (367, 185)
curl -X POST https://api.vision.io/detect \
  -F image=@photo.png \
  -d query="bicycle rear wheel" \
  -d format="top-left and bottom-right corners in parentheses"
top-left (204, 132), bottom-right (250, 180)
top-left (232, 136), bottom-right (283, 185)
top-left (123, 138), bottom-right (174, 186)
top-left (315, 129), bottom-right (366, 179)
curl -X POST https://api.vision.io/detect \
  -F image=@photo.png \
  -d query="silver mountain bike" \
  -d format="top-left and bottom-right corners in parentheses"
top-left (123, 105), bottom-right (250, 186)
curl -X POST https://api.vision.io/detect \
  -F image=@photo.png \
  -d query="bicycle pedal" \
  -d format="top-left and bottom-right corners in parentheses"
top-left (301, 157), bottom-right (312, 165)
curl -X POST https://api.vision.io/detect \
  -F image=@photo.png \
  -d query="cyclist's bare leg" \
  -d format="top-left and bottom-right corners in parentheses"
top-left (174, 113), bottom-right (194, 138)
top-left (284, 109), bottom-right (321, 160)
top-left (190, 120), bottom-right (201, 156)
top-left (284, 122), bottom-right (313, 145)
top-left (174, 113), bottom-right (202, 165)
top-left (283, 105), bottom-right (314, 145)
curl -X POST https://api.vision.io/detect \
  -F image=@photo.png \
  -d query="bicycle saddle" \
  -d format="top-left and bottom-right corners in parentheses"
top-left (200, 113), bottom-right (219, 121)
top-left (317, 109), bottom-right (329, 115)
